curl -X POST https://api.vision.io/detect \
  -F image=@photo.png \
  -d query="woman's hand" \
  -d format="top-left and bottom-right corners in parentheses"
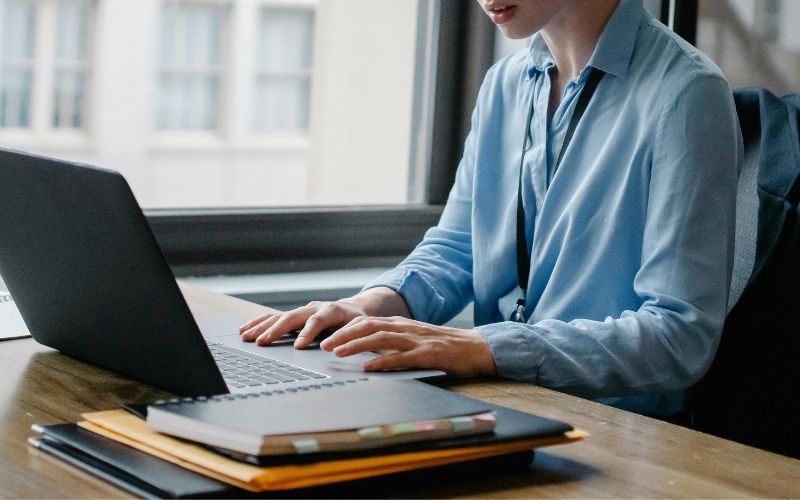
top-left (239, 301), bottom-right (368, 348)
top-left (319, 316), bottom-right (497, 377)
top-left (238, 287), bottom-right (410, 349)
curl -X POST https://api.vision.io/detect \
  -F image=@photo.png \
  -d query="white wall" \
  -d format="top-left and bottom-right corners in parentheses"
top-left (307, 0), bottom-right (418, 205)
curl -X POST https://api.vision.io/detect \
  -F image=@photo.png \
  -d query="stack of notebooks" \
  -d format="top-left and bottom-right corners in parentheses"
top-left (29, 378), bottom-right (586, 497)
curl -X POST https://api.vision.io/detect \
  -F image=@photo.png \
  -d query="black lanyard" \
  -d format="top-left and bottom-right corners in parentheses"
top-left (510, 67), bottom-right (605, 323)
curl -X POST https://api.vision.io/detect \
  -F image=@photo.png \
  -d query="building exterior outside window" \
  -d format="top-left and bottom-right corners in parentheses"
top-left (254, 6), bottom-right (314, 133)
top-left (53, 0), bottom-right (91, 129)
top-left (0, 0), bottom-right (36, 128)
top-left (696, 0), bottom-right (800, 95)
top-left (158, 2), bottom-right (225, 131)
top-left (0, 0), bottom-right (432, 209)
top-left (0, 0), bottom-right (91, 131)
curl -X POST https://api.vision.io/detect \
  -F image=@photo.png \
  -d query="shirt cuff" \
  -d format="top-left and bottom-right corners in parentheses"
top-left (477, 322), bottom-right (544, 383)
top-left (362, 268), bottom-right (446, 323)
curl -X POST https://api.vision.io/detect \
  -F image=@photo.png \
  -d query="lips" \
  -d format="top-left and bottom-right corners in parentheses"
top-left (486, 3), bottom-right (517, 25)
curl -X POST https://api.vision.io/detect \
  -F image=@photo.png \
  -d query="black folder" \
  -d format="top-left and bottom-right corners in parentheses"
top-left (30, 423), bottom-right (240, 498)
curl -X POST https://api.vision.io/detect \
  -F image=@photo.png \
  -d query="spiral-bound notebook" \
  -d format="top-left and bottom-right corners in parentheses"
top-left (146, 378), bottom-right (498, 456)
top-left (0, 291), bottom-right (30, 341)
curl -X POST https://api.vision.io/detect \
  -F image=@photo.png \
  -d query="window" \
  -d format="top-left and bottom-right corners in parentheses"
top-left (0, 0), bottom-right (91, 132)
top-left (0, 0), bottom-right (35, 128)
top-left (695, 0), bottom-right (800, 95)
top-left (0, 0), bottom-right (478, 274)
top-left (158, 1), bottom-right (225, 131)
top-left (254, 6), bottom-right (314, 133)
top-left (0, 0), bottom-right (439, 210)
top-left (53, 0), bottom-right (91, 129)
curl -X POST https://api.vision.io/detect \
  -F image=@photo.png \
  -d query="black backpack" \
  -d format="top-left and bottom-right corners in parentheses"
top-left (692, 88), bottom-right (800, 458)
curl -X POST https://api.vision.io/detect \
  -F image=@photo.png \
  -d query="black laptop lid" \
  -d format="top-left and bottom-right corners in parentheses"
top-left (0, 149), bottom-right (227, 396)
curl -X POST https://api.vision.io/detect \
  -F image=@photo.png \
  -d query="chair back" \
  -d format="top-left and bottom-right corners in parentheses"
top-left (692, 88), bottom-right (800, 458)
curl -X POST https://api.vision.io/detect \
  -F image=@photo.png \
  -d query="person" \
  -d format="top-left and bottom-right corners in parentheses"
top-left (239, 0), bottom-right (741, 415)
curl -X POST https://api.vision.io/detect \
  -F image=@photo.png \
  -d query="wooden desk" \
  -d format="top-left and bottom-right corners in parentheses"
top-left (1, 282), bottom-right (798, 498)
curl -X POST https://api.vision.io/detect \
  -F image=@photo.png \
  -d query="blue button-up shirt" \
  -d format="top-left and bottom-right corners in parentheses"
top-left (365, 0), bottom-right (741, 414)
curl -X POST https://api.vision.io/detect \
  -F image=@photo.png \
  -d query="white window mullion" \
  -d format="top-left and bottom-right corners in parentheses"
top-left (157, 1), bottom-right (225, 133)
top-left (227, 0), bottom-right (255, 144)
top-left (254, 4), bottom-right (315, 134)
top-left (31, 0), bottom-right (55, 135)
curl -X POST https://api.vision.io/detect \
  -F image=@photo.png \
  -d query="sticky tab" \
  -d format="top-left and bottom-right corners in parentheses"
top-left (292, 439), bottom-right (320, 454)
top-left (357, 427), bottom-right (384, 439)
top-left (450, 416), bottom-right (476, 433)
top-left (417, 423), bottom-right (437, 432)
top-left (390, 423), bottom-right (417, 435)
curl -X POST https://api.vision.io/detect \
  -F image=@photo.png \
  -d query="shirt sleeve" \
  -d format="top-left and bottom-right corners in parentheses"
top-left (361, 88), bottom-right (484, 325)
top-left (479, 72), bottom-right (741, 398)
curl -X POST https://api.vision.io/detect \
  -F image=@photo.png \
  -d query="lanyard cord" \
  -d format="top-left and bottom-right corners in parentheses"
top-left (512, 67), bottom-right (605, 322)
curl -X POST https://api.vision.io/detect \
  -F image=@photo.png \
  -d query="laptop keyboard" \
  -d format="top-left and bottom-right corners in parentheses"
top-left (207, 341), bottom-right (327, 389)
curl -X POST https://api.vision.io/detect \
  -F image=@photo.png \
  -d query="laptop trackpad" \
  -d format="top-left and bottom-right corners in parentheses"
top-left (214, 332), bottom-right (374, 374)
top-left (195, 315), bottom-right (255, 338)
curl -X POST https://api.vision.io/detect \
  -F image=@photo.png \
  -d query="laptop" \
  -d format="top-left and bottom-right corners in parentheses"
top-left (0, 149), bottom-right (442, 396)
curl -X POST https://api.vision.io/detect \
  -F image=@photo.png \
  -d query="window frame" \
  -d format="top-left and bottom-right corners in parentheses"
top-left (147, 0), bottom-right (703, 278)
top-left (665, 0), bottom-right (698, 45)
top-left (146, 0), bottom-right (497, 277)
top-left (0, 0), bottom-right (95, 146)
top-left (156, 0), bottom-right (229, 133)
top-left (252, 3), bottom-right (315, 135)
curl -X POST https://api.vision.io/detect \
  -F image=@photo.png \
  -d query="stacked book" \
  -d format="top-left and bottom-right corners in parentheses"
top-left (29, 378), bottom-right (585, 496)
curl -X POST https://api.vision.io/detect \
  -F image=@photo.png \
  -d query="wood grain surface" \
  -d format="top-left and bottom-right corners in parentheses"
top-left (1, 281), bottom-right (798, 498)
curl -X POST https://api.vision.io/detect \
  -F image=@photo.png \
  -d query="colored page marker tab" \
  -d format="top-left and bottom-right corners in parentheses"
top-left (390, 423), bottom-right (418, 435)
top-left (357, 427), bottom-right (384, 439)
top-left (450, 416), bottom-right (476, 433)
top-left (292, 439), bottom-right (320, 454)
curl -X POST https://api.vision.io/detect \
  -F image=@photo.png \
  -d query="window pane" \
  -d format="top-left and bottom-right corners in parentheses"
top-left (56, 0), bottom-right (89, 60)
top-left (696, 0), bottom-right (800, 95)
top-left (3, 0), bottom-right (434, 209)
top-left (255, 76), bottom-right (310, 132)
top-left (52, 69), bottom-right (86, 128)
top-left (0, 0), bottom-right (35, 128)
top-left (2, 0), bottom-right (36, 59)
top-left (0, 69), bottom-right (33, 127)
top-left (158, 73), bottom-right (218, 130)
top-left (258, 8), bottom-right (314, 71)
top-left (255, 7), bottom-right (314, 134)
top-left (158, 1), bottom-right (223, 130)
top-left (52, 0), bottom-right (91, 129)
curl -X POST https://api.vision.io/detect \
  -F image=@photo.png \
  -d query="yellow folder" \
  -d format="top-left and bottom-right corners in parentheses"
top-left (79, 410), bottom-right (586, 492)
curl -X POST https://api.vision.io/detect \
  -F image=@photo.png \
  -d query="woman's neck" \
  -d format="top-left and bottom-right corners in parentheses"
top-left (541, 0), bottom-right (620, 84)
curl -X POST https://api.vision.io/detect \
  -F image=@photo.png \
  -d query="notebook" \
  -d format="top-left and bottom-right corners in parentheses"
top-left (75, 406), bottom-right (585, 491)
top-left (30, 422), bottom-right (537, 498)
top-left (146, 378), bottom-right (496, 456)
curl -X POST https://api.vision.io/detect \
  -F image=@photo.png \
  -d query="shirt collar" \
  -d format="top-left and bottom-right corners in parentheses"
top-left (526, 0), bottom-right (643, 79)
